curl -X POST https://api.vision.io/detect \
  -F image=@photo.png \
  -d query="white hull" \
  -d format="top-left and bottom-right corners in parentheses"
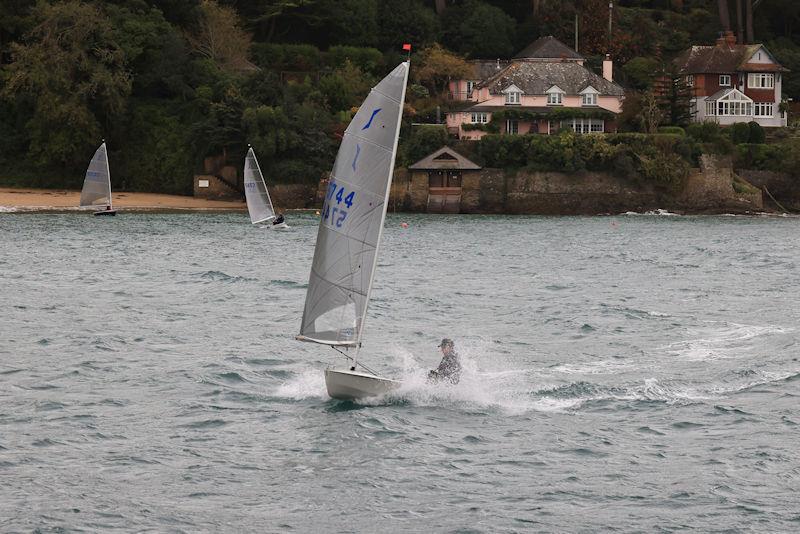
top-left (324, 368), bottom-right (400, 400)
top-left (271, 222), bottom-right (289, 229)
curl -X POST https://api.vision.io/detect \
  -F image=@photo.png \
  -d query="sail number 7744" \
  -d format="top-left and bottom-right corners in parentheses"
top-left (323, 181), bottom-right (355, 229)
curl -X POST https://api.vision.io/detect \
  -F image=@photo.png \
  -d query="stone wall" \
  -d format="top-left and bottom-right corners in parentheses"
top-left (385, 154), bottom-right (765, 214)
top-left (193, 174), bottom-right (240, 200)
top-left (738, 169), bottom-right (798, 210)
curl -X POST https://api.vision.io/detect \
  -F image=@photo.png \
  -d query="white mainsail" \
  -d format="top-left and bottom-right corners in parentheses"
top-left (80, 142), bottom-right (112, 209)
top-left (298, 61), bottom-right (409, 347)
top-left (244, 147), bottom-right (276, 224)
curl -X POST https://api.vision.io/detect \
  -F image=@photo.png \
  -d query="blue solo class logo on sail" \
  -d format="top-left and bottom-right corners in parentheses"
top-left (322, 180), bottom-right (355, 229)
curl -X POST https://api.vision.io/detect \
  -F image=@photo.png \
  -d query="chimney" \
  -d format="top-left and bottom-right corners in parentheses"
top-left (496, 58), bottom-right (500, 70)
top-left (716, 30), bottom-right (736, 48)
top-left (602, 54), bottom-right (613, 82)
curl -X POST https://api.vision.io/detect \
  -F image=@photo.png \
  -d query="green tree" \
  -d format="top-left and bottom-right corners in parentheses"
top-left (2, 1), bottom-right (131, 169)
top-left (440, 0), bottom-right (516, 58)
top-left (622, 56), bottom-right (661, 91)
top-left (116, 100), bottom-right (193, 194)
top-left (377, 0), bottom-right (438, 51)
top-left (413, 43), bottom-right (471, 97)
top-left (106, 3), bottom-right (192, 99)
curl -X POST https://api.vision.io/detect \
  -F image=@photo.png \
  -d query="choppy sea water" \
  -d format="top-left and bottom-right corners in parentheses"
top-left (1, 212), bottom-right (799, 532)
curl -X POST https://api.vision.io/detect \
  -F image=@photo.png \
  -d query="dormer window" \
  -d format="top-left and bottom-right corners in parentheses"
top-left (502, 84), bottom-right (522, 106)
top-left (719, 74), bottom-right (731, 86)
top-left (546, 85), bottom-right (564, 106)
top-left (580, 86), bottom-right (598, 106)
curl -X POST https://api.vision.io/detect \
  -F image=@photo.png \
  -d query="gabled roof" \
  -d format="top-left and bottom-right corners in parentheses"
top-left (477, 61), bottom-right (624, 97)
top-left (514, 36), bottom-right (583, 61)
top-left (706, 88), bottom-right (752, 102)
top-left (408, 146), bottom-right (481, 171)
top-left (674, 43), bottom-right (787, 74)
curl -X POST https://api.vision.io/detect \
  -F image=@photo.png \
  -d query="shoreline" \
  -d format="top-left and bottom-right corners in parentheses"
top-left (0, 187), bottom-right (247, 213)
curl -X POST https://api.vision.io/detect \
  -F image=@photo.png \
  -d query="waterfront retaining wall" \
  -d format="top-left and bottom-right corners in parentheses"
top-left (386, 154), bottom-right (762, 214)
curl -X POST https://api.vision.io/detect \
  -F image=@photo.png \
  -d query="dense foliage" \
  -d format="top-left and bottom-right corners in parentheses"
top-left (0, 0), bottom-right (799, 193)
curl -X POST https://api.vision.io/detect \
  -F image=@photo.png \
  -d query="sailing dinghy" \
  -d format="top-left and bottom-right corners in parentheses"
top-left (244, 146), bottom-right (288, 228)
top-left (80, 141), bottom-right (115, 216)
top-left (297, 61), bottom-right (409, 400)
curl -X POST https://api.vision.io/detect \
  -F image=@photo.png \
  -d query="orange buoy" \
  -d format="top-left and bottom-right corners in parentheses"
top-left (400, 222), bottom-right (409, 228)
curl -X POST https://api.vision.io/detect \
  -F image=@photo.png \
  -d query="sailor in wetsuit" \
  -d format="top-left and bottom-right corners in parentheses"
top-left (272, 213), bottom-right (285, 225)
top-left (427, 338), bottom-right (461, 384)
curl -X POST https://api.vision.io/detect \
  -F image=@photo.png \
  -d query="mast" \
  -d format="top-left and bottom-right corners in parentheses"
top-left (103, 141), bottom-right (112, 210)
top-left (352, 61), bottom-right (409, 367)
top-left (252, 148), bottom-right (276, 218)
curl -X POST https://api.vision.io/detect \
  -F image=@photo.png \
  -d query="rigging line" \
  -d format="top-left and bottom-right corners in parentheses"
top-left (331, 346), bottom-right (379, 376)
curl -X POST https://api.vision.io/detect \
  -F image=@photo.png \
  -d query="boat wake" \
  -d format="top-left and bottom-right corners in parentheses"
top-left (268, 332), bottom-right (799, 414)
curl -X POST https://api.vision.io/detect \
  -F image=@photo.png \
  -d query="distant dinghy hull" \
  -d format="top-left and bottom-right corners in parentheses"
top-left (324, 368), bottom-right (400, 400)
top-left (271, 222), bottom-right (289, 229)
top-left (94, 210), bottom-right (116, 216)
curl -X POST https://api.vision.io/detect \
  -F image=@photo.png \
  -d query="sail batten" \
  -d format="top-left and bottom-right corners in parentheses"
top-left (244, 148), bottom-right (276, 224)
top-left (80, 142), bottom-right (112, 208)
top-left (298, 62), bottom-right (409, 347)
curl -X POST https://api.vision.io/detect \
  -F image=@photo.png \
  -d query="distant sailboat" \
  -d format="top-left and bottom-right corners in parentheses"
top-left (80, 141), bottom-right (115, 216)
top-left (296, 61), bottom-right (409, 400)
top-left (244, 146), bottom-right (287, 228)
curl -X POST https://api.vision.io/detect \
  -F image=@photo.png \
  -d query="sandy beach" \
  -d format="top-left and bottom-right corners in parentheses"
top-left (0, 188), bottom-right (246, 212)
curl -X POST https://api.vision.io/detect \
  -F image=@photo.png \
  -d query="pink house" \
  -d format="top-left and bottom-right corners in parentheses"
top-left (446, 36), bottom-right (624, 139)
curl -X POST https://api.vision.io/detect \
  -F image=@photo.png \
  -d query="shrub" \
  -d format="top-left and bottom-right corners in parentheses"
top-left (325, 46), bottom-right (384, 73)
top-left (728, 122), bottom-right (751, 144)
top-left (475, 134), bottom-right (528, 168)
top-left (686, 122), bottom-right (723, 143)
top-left (748, 121), bottom-right (766, 144)
top-left (251, 43), bottom-right (322, 71)
top-left (657, 126), bottom-right (686, 135)
top-left (400, 124), bottom-right (448, 166)
top-left (639, 151), bottom-right (690, 191)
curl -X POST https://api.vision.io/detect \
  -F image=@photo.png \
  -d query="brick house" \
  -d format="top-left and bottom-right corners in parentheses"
top-left (446, 36), bottom-right (624, 140)
top-left (674, 31), bottom-right (788, 128)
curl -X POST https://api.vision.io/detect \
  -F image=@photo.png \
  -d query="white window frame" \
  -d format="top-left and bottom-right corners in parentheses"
top-left (686, 75), bottom-right (694, 87)
top-left (706, 101), bottom-right (716, 116)
top-left (719, 74), bottom-right (731, 87)
top-left (561, 118), bottom-right (604, 134)
top-left (581, 93), bottom-right (597, 106)
top-left (748, 73), bottom-right (774, 89)
top-left (716, 101), bottom-right (753, 116)
top-left (547, 92), bottom-right (562, 105)
top-left (506, 119), bottom-right (519, 134)
top-left (753, 102), bottom-right (774, 117)
top-left (470, 112), bottom-right (488, 124)
top-left (505, 91), bottom-right (521, 105)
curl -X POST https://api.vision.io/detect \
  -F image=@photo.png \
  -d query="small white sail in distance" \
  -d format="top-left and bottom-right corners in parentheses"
top-left (297, 61), bottom-right (409, 348)
top-left (80, 142), bottom-right (112, 209)
top-left (243, 147), bottom-right (276, 225)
